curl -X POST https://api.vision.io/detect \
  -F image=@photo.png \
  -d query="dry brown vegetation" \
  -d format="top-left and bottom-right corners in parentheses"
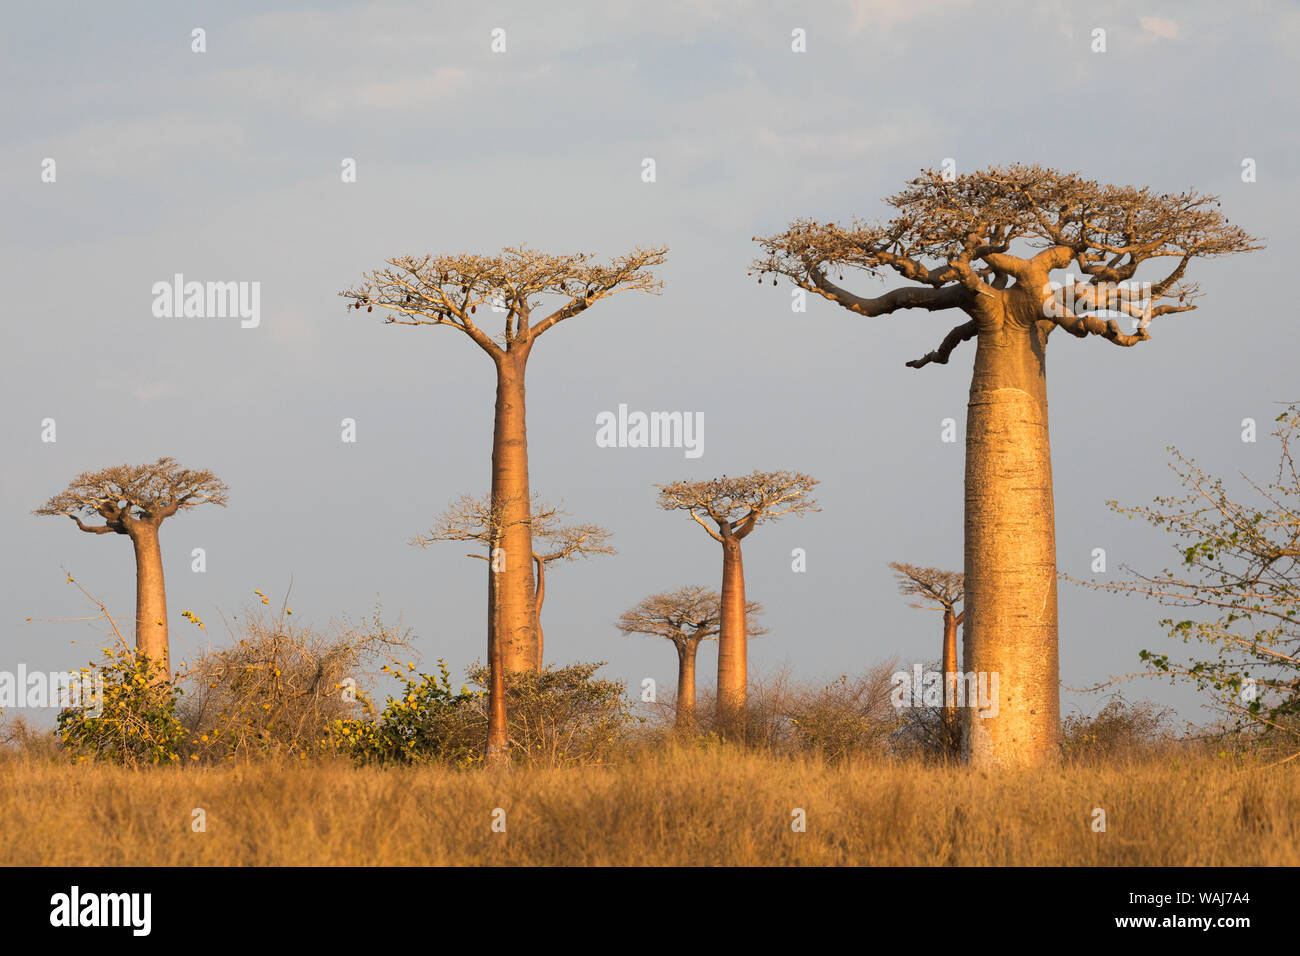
top-left (0, 746), bottom-right (1294, 866)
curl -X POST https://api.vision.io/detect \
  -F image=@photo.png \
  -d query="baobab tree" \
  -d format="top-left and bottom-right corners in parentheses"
top-left (891, 562), bottom-right (964, 755)
top-left (414, 493), bottom-right (614, 664)
top-left (34, 457), bottom-right (229, 680)
top-left (755, 164), bottom-right (1261, 766)
top-left (656, 470), bottom-right (818, 728)
top-left (617, 585), bottom-right (765, 728)
top-left (343, 245), bottom-right (666, 675)
top-left (529, 517), bottom-right (615, 664)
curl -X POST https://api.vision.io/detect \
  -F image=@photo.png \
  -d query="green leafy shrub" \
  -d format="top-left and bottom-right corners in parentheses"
top-left (325, 661), bottom-right (481, 765)
top-left (57, 648), bottom-right (187, 765)
top-left (328, 659), bottom-right (636, 766)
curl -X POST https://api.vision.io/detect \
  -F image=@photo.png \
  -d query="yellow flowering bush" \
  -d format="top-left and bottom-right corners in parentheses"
top-left (324, 660), bottom-right (481, 765)
top-left (57, 648), bottom-right (187, 765)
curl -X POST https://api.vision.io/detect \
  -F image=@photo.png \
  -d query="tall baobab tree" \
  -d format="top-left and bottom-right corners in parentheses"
top-left (344, 245), bottom-right (666, 675)
top-left (34, 457), bottom-right (229, 680)
top-left (890, 562), bottom-right (964, 754)
top-left (755, 164), bottom-right (1260, 766)
top-left (617, 585), bottom-right (766, 729)
top-left (657, 470), bottom-right (818, 728)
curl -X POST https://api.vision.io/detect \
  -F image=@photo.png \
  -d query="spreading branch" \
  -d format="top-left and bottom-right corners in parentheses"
top-left (341, 245), bottom-right (668, 357)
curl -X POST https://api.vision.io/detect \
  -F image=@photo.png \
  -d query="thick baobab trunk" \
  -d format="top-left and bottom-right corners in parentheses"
top-left (717, 536), bottom-right (748, 727)
top-left (129, 524), bottom-right (169, 680)
top-left (962, 312), bottom-right (1060, 767)
top-left (490, 350), bottom-right (539, 672)
top-left (675, 639), bottom-right (700, 729)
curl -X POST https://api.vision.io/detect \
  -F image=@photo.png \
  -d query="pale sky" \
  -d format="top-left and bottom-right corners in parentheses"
top-left (3, 0), bottom-right (1297, 729)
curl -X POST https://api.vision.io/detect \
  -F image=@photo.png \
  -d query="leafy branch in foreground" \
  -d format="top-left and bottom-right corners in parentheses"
top-left (1069, 404), bottom-right (1300, 745)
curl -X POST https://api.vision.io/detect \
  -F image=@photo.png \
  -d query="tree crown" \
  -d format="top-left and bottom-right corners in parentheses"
top-left (617, 585), bottom-right (767, 645)
top-left (890, 562), bottom-right (964, 612)
top-left (753, 164), bottom-right (1262, 364)
top-left (342, 245), bottom-right (668, 358)
top-left (656, 469), bottom-right (820, 542)
top-left (35, 457), bottom-right (229, 535)
top-left (413, 493), bottom-right (614, 563)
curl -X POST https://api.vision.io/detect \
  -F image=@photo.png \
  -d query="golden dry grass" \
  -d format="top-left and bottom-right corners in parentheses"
top-left (1, 747), bottom-right (1296, 866)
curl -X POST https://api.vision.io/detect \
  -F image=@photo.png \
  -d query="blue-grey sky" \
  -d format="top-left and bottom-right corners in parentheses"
top-left (3, 0), bottom-right (1297, 729)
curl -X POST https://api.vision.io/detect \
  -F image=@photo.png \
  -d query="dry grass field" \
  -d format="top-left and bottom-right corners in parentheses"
top-left (1, 746), bottom-right (1296, 866)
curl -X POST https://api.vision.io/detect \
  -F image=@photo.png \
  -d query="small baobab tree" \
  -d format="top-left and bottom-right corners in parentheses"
top-left (344, 245), bottom-right (666, 675)
top-left (890, 562), bottom-right (964, 755)
top-left (529, 516), bottom-right (615, 664)
top-left (413, 493), bottom-right (612, 763)
top-left (414, 493), bottom-right (614, 664)
top-left (617, 585), bottom-right (765, 728)
top-left (656, 470), bottom-right (818, 728)
top-left (34, 457), bottom-right (229, 680)
top-left (755, 164), bottom-right (1261, 766)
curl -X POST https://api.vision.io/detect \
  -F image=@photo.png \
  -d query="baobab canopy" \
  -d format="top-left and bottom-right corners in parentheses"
top-left (340, 245), bottom-right (668, 356)
top-left (35, 457), bottom-right (229, 533)
top-left (752, 163), bottom-right (1262, 367)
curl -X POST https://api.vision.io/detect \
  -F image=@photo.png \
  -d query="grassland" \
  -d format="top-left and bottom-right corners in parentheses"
top-left (2, 747), bottom-right (1296, 866)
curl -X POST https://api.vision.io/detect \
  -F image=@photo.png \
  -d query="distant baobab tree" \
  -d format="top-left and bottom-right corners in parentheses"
top-left (529, 517), bottom-right (615, 664)
top-left (414, 493), bottom-right (614, 664)
top-left (891, 562), bottom-right (964, 755)
top-left (617, 585), bottom-right (765, 729)
top-left (755, 164), bottom-right (1261, 767)
top-left (344, 245), bottom-right (666, 676)
top-left (34, 457), bottom-right (229, 680)
top-left (656, 470), bottom-right (818, 729)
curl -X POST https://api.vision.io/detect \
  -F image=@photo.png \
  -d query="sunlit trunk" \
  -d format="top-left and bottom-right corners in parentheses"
top-left (129, 524), bottom-right (169, 681)
top-left (490, 350), bottom-right (539, 672)
top-left (963, 312), bottom-right (1060, 767)
top-left (717, 536), bottom-right (747, 730)
top-left (676, 639), bottom-right (699, 729)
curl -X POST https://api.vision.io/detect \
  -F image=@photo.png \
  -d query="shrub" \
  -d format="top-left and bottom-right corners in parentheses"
top-left (788, 670), bottom-right (899, 760)
top-left (1061, 694), bottom-right (1174, 759)
top-left (330, 659), bottom-right (637, 766)
top-left (57, 648), bottom-right (187, 765)
top-left (177, 600), bottom-right (408, 761)
top-left (0, 716), bottom-right (62, 761)
top-left (467, 660), bottom-right (638, 765)
top-left (686, 664), bottom-right (900, 759)
top-left (325, 661), bottom-right (481, 766)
